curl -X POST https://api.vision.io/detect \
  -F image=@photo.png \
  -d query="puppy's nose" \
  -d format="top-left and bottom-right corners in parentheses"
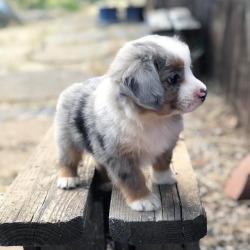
top-left (197, 88), bottom-right (207, 102)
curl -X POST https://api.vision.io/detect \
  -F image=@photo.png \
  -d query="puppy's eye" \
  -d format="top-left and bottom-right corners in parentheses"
top-left (168, 73), bottom-right (180, 85)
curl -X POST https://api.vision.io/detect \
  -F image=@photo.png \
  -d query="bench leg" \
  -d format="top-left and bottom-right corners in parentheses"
top-left (114, 242), bottom-right (134, 250)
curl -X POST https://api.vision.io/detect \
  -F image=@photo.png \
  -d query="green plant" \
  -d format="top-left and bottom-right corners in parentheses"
top-left (48, 0), bottom-right (80, 10)
top-left (17, 0), bottom-right (47, 9)
top-left (61, 0), bottom-right (80, 10)
top-left (10, 0), bottom-right (81, 10)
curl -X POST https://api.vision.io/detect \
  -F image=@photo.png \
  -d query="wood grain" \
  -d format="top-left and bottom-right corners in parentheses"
top-left (0, 128), bottom-right (96, 247)
top-left (109, 139), bottom-right (206, 245)
top-left (209, 0), bottom-right (250, 131)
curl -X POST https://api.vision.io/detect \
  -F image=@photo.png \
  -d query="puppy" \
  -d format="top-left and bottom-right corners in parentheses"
top-left (55, 35), bottom-right (207, 211)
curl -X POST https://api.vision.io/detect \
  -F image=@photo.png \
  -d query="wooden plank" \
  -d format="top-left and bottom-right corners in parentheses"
top-left (209, 0), bottom-right (231, 78)
top-left (227, 0), bottom-right (245, 103)
top-left (233, 0), bottom-right (250, 131)
top-left (172, 140), bottom-right (206, 243)
top-left (109, 186), bottom-right (159, 244)
top-left (0, 128), bottom-right (96, 247)
top-left (236, 60), bottom-right (250, 130)
top-left (38, 200), bottom-right (105, 250)
top-left (109, 139), bottom-right (206, 245)
top-left (220, 0), bottom-right (234, 91)
top-left (208, 0), bottom-right (250, 131)
top-left (219, 0), bottom-right (246, 96)
top-left (247, 1), bottom-right (250, 62)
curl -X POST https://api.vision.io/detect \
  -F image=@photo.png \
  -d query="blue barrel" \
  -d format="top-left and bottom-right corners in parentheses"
top-left (126, 6), bottom-right (144, 22)
top-left (99, 7), bottom-right (118, 24)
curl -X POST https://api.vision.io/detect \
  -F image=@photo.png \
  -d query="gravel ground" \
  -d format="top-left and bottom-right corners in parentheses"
top-left (184, 88), bottom-right (250, 250)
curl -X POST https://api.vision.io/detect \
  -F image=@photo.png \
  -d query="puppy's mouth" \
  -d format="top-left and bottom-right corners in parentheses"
top-left (139, 96), bottom-right (205, 117)
top-left (176, 97), bottom-right (204, 113)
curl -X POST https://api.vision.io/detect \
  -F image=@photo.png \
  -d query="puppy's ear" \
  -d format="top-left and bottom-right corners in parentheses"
top-left (120, 60), bottom-right (164, 110)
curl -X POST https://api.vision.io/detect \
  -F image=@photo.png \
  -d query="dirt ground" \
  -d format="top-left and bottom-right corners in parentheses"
top-left (0, 4), bottom-right (250, 250)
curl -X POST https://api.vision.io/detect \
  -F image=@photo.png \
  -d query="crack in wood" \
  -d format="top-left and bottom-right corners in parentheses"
top-left (175, 182), bottom-right (185, 243)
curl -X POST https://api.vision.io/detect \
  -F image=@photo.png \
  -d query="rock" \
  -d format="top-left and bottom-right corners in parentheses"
top-left (224, 154), bottom-right (250, 200)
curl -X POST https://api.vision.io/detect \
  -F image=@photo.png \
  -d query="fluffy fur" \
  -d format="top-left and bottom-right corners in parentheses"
top-left (55, 35), bottom-right (207, 211)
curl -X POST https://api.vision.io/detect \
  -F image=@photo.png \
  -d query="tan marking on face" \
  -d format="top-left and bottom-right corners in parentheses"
top-left (171, 56), bottom-right (185, 69)
top-left (134, 56), bottom-right (185, 117)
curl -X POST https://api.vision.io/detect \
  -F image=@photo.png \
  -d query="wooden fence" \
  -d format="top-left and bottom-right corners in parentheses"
top-left (210, 0), bottom-right (250, 130)
top-left (147, 0), bottom-right (250, 131)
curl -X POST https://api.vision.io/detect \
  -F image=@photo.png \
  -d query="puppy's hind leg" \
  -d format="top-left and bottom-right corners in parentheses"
top-left (57, 145), bottom-right (82, 189)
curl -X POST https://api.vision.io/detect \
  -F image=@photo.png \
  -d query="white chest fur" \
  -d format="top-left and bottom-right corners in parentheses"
top-left (94, 78), bottom-right (183, 165)
top-left (138, 117), bottom-right (182, 155)
top-left (120, 115), bottom-right (183, 163)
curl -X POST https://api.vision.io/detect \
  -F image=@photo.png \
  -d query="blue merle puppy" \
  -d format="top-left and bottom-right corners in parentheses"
top-left (55, 35), bottom-right (207, 211)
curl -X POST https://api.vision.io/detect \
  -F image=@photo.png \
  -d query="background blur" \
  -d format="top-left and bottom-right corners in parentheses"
top-left (0, 0), bottom-right (249, 249)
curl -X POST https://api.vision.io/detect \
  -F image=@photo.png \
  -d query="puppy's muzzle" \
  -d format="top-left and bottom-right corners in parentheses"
top-left (198, 88), bottom-right (207, 102)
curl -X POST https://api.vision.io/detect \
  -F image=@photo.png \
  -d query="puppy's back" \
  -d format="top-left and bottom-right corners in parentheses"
top-left (54, 77), bottom-right (104, 152)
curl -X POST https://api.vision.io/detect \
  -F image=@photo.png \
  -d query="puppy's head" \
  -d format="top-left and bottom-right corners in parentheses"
top-left (108, 35), bottom-right (207, 116)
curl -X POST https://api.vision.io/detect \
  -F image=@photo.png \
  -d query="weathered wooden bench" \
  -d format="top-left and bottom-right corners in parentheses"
top-left (0, 128), bottom-right (207, 249)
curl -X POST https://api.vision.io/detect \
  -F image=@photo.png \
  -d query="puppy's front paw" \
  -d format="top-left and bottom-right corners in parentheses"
top-left (129, 193), bottom-right (161, 211)
top-left (57, 177), bottom-right (81, 189)
top-left (151, 168), bottom-right (177, 185)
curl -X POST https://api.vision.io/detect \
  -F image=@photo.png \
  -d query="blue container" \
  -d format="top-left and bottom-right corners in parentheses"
top-left (126, 6), bottom-right (144, 22)
top-left (99, 7), bottom-right (118, 24)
